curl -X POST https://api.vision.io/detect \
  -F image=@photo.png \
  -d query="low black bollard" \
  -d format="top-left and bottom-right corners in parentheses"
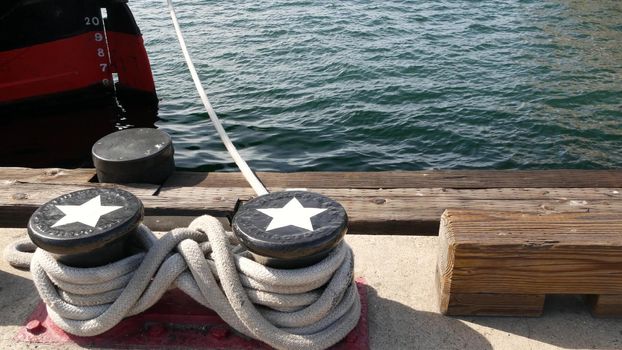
top-left (232, 191), bottom-right (348, 269)
top-left (27, 188), bottom-right (144, 267)
top-left (92, 128), bottom-right (175, 184)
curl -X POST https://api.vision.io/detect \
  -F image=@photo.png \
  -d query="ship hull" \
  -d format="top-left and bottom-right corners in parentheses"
top-left (0, 0), bottom-right (157, 111)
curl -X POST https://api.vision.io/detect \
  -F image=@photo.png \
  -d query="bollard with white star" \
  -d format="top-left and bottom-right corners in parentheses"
top-left (232, 191), bottom-right (348, 268)
top-left (27, 188), bottom-right (143, 267)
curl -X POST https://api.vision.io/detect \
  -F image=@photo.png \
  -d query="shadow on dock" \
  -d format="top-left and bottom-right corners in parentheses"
top-left (460, 295), bottom-right (622, 349)
top-left (366, 285), bottom-right (493, 350)
top-left (0, 269), bottom-right (37, 326)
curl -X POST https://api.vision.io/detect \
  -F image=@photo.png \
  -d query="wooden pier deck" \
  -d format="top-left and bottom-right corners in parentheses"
top-left (1, 167), bottom-right (621, 233)
top-left (2, 167), bottom-right (622, 349)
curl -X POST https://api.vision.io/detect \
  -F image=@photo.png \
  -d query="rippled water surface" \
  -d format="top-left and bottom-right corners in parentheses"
top-left (131, 0), bottom-right (622, 171)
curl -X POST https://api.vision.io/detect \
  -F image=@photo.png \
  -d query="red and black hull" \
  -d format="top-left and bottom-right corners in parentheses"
top-left (0, 0), bottom-right (158, 111)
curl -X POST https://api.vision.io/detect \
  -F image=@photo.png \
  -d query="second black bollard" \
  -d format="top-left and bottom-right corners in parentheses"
top-left (231, 191), bottom-right (348, 269)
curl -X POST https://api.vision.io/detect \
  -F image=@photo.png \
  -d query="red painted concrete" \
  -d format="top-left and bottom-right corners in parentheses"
top-left (16, 278), bottom-right (369, 349)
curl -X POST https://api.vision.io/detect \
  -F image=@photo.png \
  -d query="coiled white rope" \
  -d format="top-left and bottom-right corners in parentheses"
top-left (166, 0), bottom-right (268, 196)
top-left (5, 215), bottom-right (360, 350)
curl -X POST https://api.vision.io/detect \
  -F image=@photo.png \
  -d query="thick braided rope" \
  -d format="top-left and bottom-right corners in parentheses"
top-left (4, 237), bottom-right (36, 269)
top-left (5, 215), bottom-right (360, 350)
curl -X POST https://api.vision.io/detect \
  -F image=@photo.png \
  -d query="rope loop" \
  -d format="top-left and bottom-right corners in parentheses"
top-left (5, 215), bottom-right (360, 350)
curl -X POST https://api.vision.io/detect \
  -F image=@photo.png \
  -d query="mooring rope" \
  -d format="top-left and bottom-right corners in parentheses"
top-left (4, 216), bottom-right (359, 350)
top-left (166, 0), bottom-right (268, 196)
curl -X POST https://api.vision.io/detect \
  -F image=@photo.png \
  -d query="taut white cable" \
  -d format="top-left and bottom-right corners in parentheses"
top-left (166, 0), bottom-right (268, 196)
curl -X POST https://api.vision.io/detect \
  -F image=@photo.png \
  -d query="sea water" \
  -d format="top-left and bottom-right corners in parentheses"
top-left (131, 0), bottom-right (622, 171)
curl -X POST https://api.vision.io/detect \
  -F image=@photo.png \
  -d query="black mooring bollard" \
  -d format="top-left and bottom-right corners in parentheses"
top-left (27, 188), bottom-right (144, 267)
top-left (92, 128), bottom-right (175, 184)
top-left (232, 191), bottom-right (348, 269)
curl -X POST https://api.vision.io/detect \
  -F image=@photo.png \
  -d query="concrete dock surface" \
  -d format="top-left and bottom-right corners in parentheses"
top-left (1, 229), bottom-right (621, 350)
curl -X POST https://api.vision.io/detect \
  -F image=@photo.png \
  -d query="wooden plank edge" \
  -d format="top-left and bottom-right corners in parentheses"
top-left (0, 204), bottom-right (441, 235)
top-left (436, 210), bottom-right (455, 314)
top-left (2, 167), bottom-right (622, 189)
top-left (587, 294), bottom-right (622, 318)
top-left (163, 170), bottom-right (622, 189)
top-left (0, 167), bottom-right (96, 184)
top-left (444, 293), bottom-right (545, 317)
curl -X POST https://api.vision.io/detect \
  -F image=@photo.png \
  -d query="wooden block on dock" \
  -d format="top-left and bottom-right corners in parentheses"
top-left (442, 292), bottom-right (545, 317)
top-left (436, 209), bottom-right (622, 317)
top-left (587, 294), bottom-right (622, 317)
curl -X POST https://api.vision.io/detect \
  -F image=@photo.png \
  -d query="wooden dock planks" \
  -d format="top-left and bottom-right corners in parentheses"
top-left (0, 167), bottom-right (96, 184)
top-left (164, 170), bottom-right (622, 189)
top-left (1, 167), bottom-right (622, 232)
top-left (437, 209), bottom-right (622, 317)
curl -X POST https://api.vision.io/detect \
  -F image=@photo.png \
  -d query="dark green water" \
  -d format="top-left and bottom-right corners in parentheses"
top-left (132, 0), bottom-right (622, 171)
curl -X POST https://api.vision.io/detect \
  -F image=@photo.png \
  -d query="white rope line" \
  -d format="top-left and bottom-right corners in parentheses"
top-left (166, 0), bottom-right (268, 196)
top-left (4, 216), bottom-right (360, 350)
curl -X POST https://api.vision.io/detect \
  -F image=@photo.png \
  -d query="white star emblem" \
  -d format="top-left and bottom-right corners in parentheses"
top-left (52, 195), bottom-right (122, 228)
top-left (257, 198), bottom-right (327, 231)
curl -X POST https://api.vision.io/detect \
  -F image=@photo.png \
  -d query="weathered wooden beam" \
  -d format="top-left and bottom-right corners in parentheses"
top-left (587, 294), bottom-right (622, 317)
top-left (2, 167), bottom-right (622, 189)
top-left (0, 167), bottom-right (95, 184)
top-left (3, 179), bottom-right (622, 233)
top-left (440, 292), bottom-right (546, 317)
top-left (437, 209), bottom-right (622, 317)
top-left (145, 186), bottom-right (245, 217)
top-left (163, 170), bottom-right (622, 189)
